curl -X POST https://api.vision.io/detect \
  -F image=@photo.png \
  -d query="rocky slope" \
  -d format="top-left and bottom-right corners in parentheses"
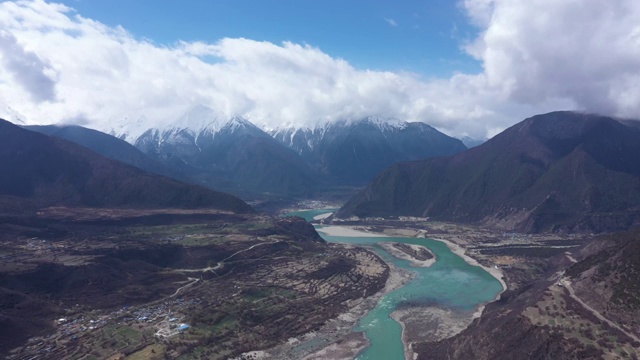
top-left (25, 124), bottom-right (186, 182)
top-left (101, 106), bottom-right (465, 196)
top-left (415, 229), bottom-right (640, 359)
top-left (338, 112), bottom-right (640, 233)
top-left (120, 106), bottom-right (320, 197)
top-left (0, 119), bottom-right (252, 214)
top-left (271, 117), bottom-right (466, 185)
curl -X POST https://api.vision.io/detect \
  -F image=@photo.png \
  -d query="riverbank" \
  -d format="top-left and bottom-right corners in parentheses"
top-left (316, 224), bottom-right (508, 360)
top-left (313, 212), bottom-right (333, 221)
top-left (251, 219), bottom-right (507, 360)
top-left (319, 225), bottom-right (507, 294)
top-left (316, 225), bottom-right (387, 238)
top-left (391, 305), bottom-right (477, 360)
top-left (430, 237), bottom-right (507, 295)
top-left (379, 242), bottom-right (436, 268)
top-left (260, 243), bottom-right (415, 359)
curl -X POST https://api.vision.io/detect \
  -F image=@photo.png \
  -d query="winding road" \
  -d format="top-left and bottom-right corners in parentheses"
top-left (560, 277), bottom-right (640, 343)
top-left (173, 240), bottom-right (281, 273)
top-left (170, 277), bottom-right (200, 297)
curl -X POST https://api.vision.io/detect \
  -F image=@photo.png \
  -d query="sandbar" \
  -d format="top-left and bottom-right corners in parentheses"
top-left (313, 212), bottom-right (333, 220)
top-left (316, 225), bottom-right (387, 238)
top-left (379, 242), bottom-right (436, 268)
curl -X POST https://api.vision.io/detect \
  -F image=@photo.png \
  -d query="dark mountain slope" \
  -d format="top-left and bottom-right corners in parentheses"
top-left (415, 229), bottom-right (640, 359)
top-left (272, 119), bottom-right (467, 185)
top-left (338, 112), bottom-right (640, 233)
top-left (135, 117), bottom-right (319, 197)
top-left (0, 119), bottom-right (252, 214)
top-left (25, 124), bottom-right (186, 181)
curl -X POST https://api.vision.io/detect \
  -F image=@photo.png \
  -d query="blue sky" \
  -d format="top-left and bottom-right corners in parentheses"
top-left (59, 0), bottom-right (482, 77)
top-left (1, 1), bottom-right (639, 138)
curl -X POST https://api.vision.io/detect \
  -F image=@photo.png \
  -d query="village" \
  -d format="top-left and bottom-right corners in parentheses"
top-left (6, 295), bottom-right (202, 360)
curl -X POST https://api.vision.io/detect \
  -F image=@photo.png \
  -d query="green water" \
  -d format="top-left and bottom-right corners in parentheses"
top-left (286, 209), bottom-right (503, 360)
top-left (283, 208), bottom-right (338, 222)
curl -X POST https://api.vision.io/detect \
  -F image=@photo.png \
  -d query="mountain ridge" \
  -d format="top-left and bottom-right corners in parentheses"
top-left (94, 105), bottom-right (467, 195)
top-left (24, 124), bottom-right (188, 182)
top-left (337, 111), bottom-right (640, 233)
top-left (416, 228), bottom-right (640, 359)
top-left (271, 116), bottom-right (467, 185)
top-left (0, 119), bottom-right (253, 214)
top-left (130, 109), bottom-right (319, 197)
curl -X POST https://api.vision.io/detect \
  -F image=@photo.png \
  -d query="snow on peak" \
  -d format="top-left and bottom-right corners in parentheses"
top-left (225, 115), bottom-right (254, 131)
top-left (261, 115), bottom-right (423, 137)
top-left (316, 116), bottom-right (408, 131)
top-left (268, 116), bottom-right (414, 140)
top-left (172, 105), bottom-right (227, 134)
top-left (103, 112), bottom-right (152, 143)
top-left (102, 105), bottom-right (258, 144)
top-left (0, 103), bottom-right (27, 125)
top-left (101, 105), bottom-right (425, 145)
top-left (359, 116), bottom-right (407, 131)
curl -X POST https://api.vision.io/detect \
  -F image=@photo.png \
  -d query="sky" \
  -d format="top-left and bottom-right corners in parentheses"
top-left (54, 0), bottom-right (482, 76)
top-left (0, 0), bottom-right (639, 138)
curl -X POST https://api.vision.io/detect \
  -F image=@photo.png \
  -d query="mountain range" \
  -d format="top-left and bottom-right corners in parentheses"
top-left (25, 124), bottom-right (185, 182)
top-left (338, 111), bottom-right (640, 233)
top-left (5, 104), bottom-right (640, 359)
top-left (0, 119), bottom-right (252, 214)
top-left (127, 106), bottom-right (319, 197)
top-left (102, 106), bottom-right (467, 197)
top-left (271, 117), bottom-right (466, 185)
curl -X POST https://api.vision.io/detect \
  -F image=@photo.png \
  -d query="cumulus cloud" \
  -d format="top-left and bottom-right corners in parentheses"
top-left (0, 30), bottom-right (56, 102)
top-left (0, 0), bottom-right (638, 139)
top-left (462, 0), bottom-right (640, 119)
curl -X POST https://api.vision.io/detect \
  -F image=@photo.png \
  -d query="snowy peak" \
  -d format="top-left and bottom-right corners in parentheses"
top-left (106, 113), bottom-right (150, 142)
top-left (310, 116), bottom-right (408, 132)
top-left (270, 116), bottom-right (438, 154)
top-left (222, 115), bottom-right (258, 133)
top-left (269, 116), bottom-right (408, 134)
top-left (0, 103), bottom-right (27, 125)
top-left (106, 105), bottom-right (262, 145)
top-left (351, 116), bottom-right (408, 131)
top-left (168, 105), bottom-right (258, 135)
top-left (171, 105), bottom-right (227, 134)
top-left (270, 116), bottom-right (467, 184)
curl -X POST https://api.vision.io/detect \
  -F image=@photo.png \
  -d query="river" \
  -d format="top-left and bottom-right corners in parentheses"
top-left (285, 209), bottom-right (503, 360)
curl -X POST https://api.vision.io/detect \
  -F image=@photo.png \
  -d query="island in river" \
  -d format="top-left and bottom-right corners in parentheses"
top-left (265, 209), bottom-right (506, 360)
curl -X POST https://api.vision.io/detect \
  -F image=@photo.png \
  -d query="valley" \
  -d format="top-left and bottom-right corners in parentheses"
top-left (4, 200), bottom-right (639, 359)
top-left (3, 202), bottom-right (603, 360)
top-left (305, 211), bottom-right (638, 360)
top-left (2, 112), bottom-right (640, 360)
top-left (0, 208), bottom-right (389, 359)
top-left (321, 218), bottom-right (640, 359)
top-left (1, 1), bottom-right (639, 358)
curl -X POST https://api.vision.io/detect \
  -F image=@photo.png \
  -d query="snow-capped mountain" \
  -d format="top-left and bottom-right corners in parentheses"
top-left (0, 103), bottom-right (27, 125)
top-left (107, 105), bottom-right (319, 197)
top-left (271, 117), bottom-right (467, 184)
top-left (106, 105), bottom-right (229, 143)
top-left (93, 106), bottom-right (467, 195)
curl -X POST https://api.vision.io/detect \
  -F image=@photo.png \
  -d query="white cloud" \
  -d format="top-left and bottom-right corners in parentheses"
top-left (0, 30), bottom-right (56, 102)
top-left (384, 18), bottom-right (398, 27)
top-left (0, 0), bottom-right (638, 139)
top-left (463, 0), bottom-right (640, 119)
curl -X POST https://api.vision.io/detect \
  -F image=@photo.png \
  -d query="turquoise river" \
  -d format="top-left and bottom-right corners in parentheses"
top-left (285, 209), bottom-right (503, 360)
